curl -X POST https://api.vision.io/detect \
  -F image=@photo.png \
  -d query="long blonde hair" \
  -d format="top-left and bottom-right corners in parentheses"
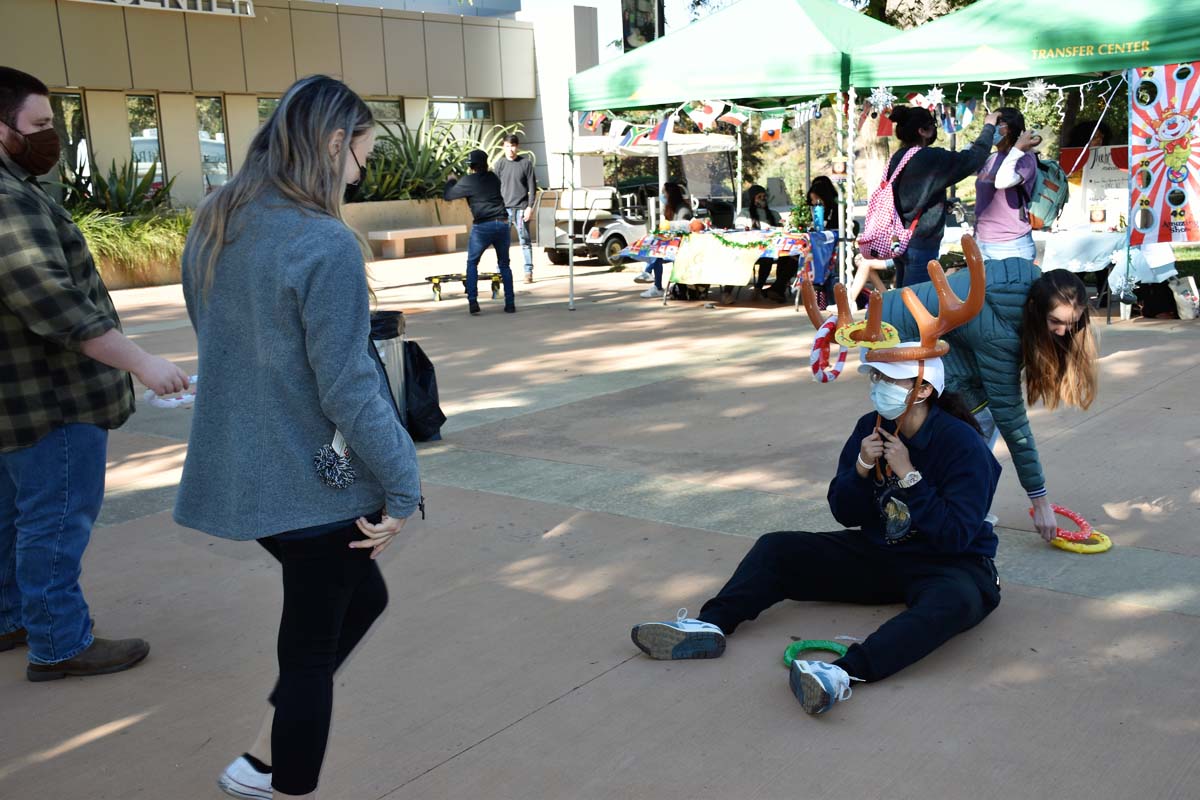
top-left (1021, 270), bottom-right (1099, 410)
top-left (189, 75), bottom-right (373, 298)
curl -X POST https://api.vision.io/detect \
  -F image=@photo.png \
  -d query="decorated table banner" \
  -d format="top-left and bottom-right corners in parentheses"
top-left (1129, 63), bottom-right (1200, 245)
top-left (669, 234), bottom-right (764, 286)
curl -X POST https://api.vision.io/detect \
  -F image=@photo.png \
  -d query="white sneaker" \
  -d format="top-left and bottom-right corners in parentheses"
top-left (789, 659), bottom-right (859, 715)
top-left (985, 513), bottom-right (999, 525)
top-left (633, 270), bottom-right (653, 283)
top-left (218, 755), bottom-right (272, 800)
top-left (640, 287), bottom-right (663, 298)
top-left (631, 609), bottom-right (725, 660)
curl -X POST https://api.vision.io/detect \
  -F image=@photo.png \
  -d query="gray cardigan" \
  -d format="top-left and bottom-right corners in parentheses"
top-left (174, 192), bottom-right (421, 540)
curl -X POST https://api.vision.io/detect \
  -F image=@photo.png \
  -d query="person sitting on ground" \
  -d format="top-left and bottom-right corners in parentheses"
top-left (630, 339), bottom-right (1001, 717)
top-left (886, 105), bottom-right (998, 286)
top-left (634, 181), bottom-right (692, 299)
top-left (444, 149), bottom-right (517, 315)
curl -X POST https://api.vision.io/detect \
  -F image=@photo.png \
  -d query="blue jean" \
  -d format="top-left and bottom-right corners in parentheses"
top-left (507, 207), bottom-right (533, 274)
top-left (649, 258), bottom-right (665, 290)
top-left (0, 423), bottom-right (104, 664)
top-left (896, 243), bottom-right (943, 287)
top-left (978, 234), bottom-right (1036, 261)
top-left (466, 219), bottom-right (514, 303)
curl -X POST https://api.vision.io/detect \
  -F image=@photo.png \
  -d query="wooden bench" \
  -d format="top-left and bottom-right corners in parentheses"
top-left (369, 224), bottom-right (467, 259)
top-left (426, 272), bottom-right (502, 301)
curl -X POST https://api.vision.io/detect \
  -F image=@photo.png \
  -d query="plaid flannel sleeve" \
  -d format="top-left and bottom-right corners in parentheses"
top-left (0, 190), bottom-right (116, 350)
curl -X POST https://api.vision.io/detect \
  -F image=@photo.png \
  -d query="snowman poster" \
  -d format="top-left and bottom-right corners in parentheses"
top-left (1129, 63), bottom-right (1200, 245)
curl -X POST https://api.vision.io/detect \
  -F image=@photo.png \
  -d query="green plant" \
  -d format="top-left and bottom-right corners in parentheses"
top-left (789, 204), bottom-right (813, 231)
top-left (59, 158), bottom-right (175, 215)
top-left (356, 115), bottom-right (528, 203)
top-left (73, 209), bottom-right (191, 284)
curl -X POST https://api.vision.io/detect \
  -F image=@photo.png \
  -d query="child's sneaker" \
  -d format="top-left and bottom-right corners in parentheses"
top-left (218, 754), bottom-right (272, 799)
top-left (631, 609), bottom-right (725, 660)
top-left (789, 659), bottom-right (858, 715)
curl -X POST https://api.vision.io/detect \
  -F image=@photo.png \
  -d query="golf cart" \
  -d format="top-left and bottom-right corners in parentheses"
top-left (536, 133), bottom-right (739, 268)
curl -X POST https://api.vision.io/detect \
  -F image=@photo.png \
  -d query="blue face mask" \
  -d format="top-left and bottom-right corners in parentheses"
top-left (659, 193), bottom-right (667, 208)
top-left (992, 130), bottom-right (1004, 146)
top-left (870, 381), bottom-right (917, 420)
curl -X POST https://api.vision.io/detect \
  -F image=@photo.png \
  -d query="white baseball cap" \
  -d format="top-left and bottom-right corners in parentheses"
top-left (858, 342), bottom-right (946, 394)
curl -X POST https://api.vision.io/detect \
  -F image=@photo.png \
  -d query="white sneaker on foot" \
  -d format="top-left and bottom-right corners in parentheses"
top-left (984, 513), bottom-right (999, 525)
top-left (633, 270), bottom-right (653, 283)
top-left (631, 609), bottom-right (725, 660)
top-left (789, 659), bottom-right (859, 715)
top-left (640, 287), bottom-right (663, 298)
top-left (218, 755), bottom-right (272, 800)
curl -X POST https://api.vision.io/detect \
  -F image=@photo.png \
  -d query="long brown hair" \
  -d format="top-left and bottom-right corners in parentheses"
top-left (189, 75), bottom-right (373, 298)
top-left (1021, 270), bottom-right (1098, 410)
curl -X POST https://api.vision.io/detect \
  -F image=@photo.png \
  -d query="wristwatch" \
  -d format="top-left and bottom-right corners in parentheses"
top-left (897, 470), bottom-right (922, 489)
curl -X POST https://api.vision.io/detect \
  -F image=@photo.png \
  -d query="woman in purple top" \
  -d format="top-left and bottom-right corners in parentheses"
top-left (974, 107), bottom-right (1041, 261)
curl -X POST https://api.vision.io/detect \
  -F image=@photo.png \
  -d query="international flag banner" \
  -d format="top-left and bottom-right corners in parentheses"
top-left (582, 111), bottom-right (607, 131)
top-left (621, 126), bottom-right (650, 146)
top-left (718, 105), bottom-right (749, 128)
top-left (760, 115), bottom-right (784, 142)
top-left (685, 100), bottom-right (726, 131)
top-left (608, 119), bottom-right (630, 142)
top-left (644, 114), bottom-right (673, 142)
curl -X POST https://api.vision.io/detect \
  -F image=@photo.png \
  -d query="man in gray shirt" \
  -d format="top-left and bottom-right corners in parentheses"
top-left (492, 134), bottom-right (537, 283)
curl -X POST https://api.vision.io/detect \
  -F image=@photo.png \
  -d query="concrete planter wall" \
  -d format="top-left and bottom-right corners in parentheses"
top-left (343, 198), bottom-right (474, 258)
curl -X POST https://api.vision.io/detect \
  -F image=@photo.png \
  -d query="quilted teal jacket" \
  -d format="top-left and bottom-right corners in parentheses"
top-left (880, 257), bottom-right (1044, 495)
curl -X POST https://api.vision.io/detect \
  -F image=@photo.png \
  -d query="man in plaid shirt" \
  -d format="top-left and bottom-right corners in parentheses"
top-left (0, 67), bottom-right (189, 681)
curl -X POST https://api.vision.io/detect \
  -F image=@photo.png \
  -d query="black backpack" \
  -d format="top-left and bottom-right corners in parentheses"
top-left (402, 340), bottom-right (447, 442)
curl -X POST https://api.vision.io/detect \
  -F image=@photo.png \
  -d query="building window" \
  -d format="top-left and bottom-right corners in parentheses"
top-left (50, 93), bottom-right (87, 183)
top-left (196, 97), bottom-right (230, 194)
top-left (257, 97), bottom-right (280, 127)
top-left (430, 100), bottom-right (493, 122)
top-left (127, 94), bottom-right (166, 187)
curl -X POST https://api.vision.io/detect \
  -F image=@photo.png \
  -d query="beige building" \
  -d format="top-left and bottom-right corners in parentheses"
top-left (1, 0), bottom-right (605, 207)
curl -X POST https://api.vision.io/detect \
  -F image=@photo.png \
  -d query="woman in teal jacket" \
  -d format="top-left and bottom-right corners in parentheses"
top-left (881, 258), bottom-right (1098, 542)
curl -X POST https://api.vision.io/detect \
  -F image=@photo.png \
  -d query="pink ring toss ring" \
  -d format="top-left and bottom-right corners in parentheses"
top-left (810, 317), bottom-right (848, 383)
top-left (1029, 504), bottom-right (1092, 542)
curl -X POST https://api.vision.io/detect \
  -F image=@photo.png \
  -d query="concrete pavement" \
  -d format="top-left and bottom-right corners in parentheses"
top-left (1, 250), bottom-right (1198, 800)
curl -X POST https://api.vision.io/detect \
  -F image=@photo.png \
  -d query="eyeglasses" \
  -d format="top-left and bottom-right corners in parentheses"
top-left (868, 371), bottom-right (913, 387)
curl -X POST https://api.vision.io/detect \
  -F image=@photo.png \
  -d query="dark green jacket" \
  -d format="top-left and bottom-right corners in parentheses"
top-left (881, 257), bottom-right (1044, 495)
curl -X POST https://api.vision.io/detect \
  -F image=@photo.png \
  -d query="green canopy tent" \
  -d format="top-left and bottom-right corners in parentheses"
top-left (849, 0), bottom-right (1200, 88)
top-left (569, 0), bottom-right (901, 112)
top-left (564, 0), bottom-right (901, 307)
top-left (849, 0), bottom-right (1200, 321)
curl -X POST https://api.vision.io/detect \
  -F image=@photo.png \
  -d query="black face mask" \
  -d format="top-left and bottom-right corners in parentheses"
top-left (343, 149), bottom-right (366, 204)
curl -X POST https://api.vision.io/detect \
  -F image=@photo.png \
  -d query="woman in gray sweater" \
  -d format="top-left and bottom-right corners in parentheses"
top-left (176, 76), bottom-right (422, 799)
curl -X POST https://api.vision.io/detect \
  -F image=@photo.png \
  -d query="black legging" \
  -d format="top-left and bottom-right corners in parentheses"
top-left (258, 517), bottom-right (388, 795)
top-left (698, 530), bottom-right (1000, 683)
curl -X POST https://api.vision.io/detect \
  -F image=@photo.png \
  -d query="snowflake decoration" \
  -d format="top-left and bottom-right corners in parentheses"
top-left (926, 86), bottom-right (945, 107)
top-left (869, 86), bottom-right (897, 112)
top-left (1023, 78), bottom-right (1052, 106)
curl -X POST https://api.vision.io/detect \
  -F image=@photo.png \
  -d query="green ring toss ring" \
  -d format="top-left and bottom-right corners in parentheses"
top-left (783, 639), bottom-right (849, 667)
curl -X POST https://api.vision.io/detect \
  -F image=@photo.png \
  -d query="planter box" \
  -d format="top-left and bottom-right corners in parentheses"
top-left (96, 258), bottom-right (182, 291)
top-left (343, 198), bottom-right (474, 258)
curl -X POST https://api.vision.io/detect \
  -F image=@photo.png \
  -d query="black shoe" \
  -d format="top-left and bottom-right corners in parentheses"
top-left (504, 303), bottom-right (516, 313)
top-left (0, 627), bottom-right (27, 652)
top-left (27, 636), bottom-right (149, 682)
top-left (468, 300), bottom-right (481, 315)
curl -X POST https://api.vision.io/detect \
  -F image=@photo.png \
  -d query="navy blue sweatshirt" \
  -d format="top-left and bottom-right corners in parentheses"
top-left (444, 172), bottom-right (507, 224)
top-left (827, 405), bottom-right (1001, 558)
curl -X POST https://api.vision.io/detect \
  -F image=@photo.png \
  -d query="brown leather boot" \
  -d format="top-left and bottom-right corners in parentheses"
top-left (27, 637), bottom-right (149, 682)
top-left (0, 627), bottom-right (27, 651)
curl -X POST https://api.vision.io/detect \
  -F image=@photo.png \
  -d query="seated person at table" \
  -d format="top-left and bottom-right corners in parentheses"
top-left (781, 177), bottom-right (852, 307)
top-left (634, 182), bottom-right (692, 299)
top-left (722, 184), bottom-right (782, 303)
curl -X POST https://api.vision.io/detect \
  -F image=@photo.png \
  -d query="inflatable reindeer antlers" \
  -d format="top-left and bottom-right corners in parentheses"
top-left (866, 235), bottom-right (986, 364)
